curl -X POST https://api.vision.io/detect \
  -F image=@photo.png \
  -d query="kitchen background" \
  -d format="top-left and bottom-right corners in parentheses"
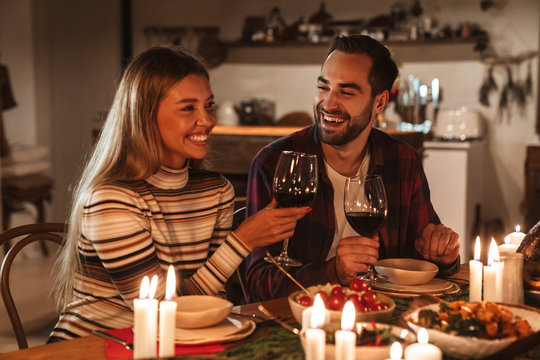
top-left (0, 0), bottom-right (538, 246)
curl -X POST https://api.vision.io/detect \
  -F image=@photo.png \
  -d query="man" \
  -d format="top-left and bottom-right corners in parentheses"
top-left (245, 35), bottom-right (460, 301)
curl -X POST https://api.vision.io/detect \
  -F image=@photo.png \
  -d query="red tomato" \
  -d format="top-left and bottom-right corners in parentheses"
top-left (346, 293), bottom-right (360, 302)
top-left (361, 291), bottom-right (377, 306)
top-left (349, 278), bottom-right (371, 292)
top-left (314, 290), bottom-right (330, 307)
top-left (297, 295), bottom-right (313, 307)
top-left (330, 286), bottom-right (344, 297)
top-left (378, 302), bottom-right (388, 310)
top-left (346, 294), bottom-right (365, 312)
top-left (328, 293), bottom-right (346, 311)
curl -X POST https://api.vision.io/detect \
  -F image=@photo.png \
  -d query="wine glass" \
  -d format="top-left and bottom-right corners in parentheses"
top-left (264, 151), bottom-right (318, 267)
top-left (344, 174), bottom-right (388, 285)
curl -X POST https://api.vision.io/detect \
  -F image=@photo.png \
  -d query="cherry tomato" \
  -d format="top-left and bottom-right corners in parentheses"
top-left (297, 295), bottom-right (312, 307)
top-left (361, 291), bottom-right (377, 306)
top-left (346, 293), bottom-right (360, 302)
top-left (349, 278), bottom-right (371, 292)
top-left (346, 294), bottom-right (364, 312)
top-left (328, 293), bottom-right (346, 311)
top-left (330, 286), bottom-right (344, 297)
top-left (314, 290), bottom-right (329, 307)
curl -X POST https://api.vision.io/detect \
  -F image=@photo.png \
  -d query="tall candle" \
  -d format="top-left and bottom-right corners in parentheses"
top-left (305, 294), bottom-right (326, 360)
top-left (404, 328), bottom-right (442, 360)
top-left (508, 225), bottom-right (526, 247)
top-left (134, 275), bottom-right (158, 359)
top-left (498, 247), bottom-right (524, 304)
top-left (484, 239), bottom-right (503, 302)
top-left (335, 301), bottom-right (356, 360)
top-left (388, 342), bottom-right (403, 360)
top-left (159, 265), bottom-right (177, 357)
top-left (469, 236), bottom-right (483, 302)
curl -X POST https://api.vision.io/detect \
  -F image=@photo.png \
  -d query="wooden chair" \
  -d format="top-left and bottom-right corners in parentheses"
top-left (0, 222), bottom-right (67, 349)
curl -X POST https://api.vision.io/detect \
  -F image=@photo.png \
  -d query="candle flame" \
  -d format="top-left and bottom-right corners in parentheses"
top-left (390, 341), bottom-right (403, 360)
top-left (516, 225), bottom-right (520, 232)
top-left (418, 327), bottom-right (429, 344)
top-left (341, 301), bottom-right (355, 331)
top-left (474, 236), bottom-right (481, 261)
top-left (400, 329), bottom-right (409, 339)
top-left (504, 236), bottom-right (510, 245)
top-left (139, 276), bottom-right (150, 299)
top-left (165, 265), bottom-right (176, 300)
top-left (487, 238), bottom-right (500, 266)
top-left (148, 275), bottom-right (158, 299)
top-left (311, 294), bottom-right (325, 329)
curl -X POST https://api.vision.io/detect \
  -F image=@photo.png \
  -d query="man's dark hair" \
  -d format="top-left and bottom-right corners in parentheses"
top-left (326, 35), bottom-right (398, 97)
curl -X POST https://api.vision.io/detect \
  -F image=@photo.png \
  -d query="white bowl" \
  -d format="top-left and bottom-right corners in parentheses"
top-left (375, 258), bottom-right (438, 285)
top-left (174, 295), bottom-right (233, 329)
top-left (288, 284), bottom-right (395, 332)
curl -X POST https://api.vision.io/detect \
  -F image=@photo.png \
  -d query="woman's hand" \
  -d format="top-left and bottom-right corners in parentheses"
top-left (233, 199), bottom-right (311, 249)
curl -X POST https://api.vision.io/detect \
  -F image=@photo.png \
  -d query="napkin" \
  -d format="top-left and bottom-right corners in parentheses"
top-left (103, 328), bottom-right (224, 359)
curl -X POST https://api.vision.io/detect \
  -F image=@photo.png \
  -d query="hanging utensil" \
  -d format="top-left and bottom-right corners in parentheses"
top-left (258, 305), bottom-right (300, 335)
top-left (265, 250), bottom-right (310, 296)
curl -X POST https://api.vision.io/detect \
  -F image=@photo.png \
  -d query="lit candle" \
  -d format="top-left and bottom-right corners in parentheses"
top-left (499, 236), bottom-right (518, 254)
top-left (159, 265), bottom-right (177, 357)
top-left (304, 294), bottom-right (326, 360)
top-left (404, 328), bottom-right (442, 360)
top-left (387, 342), bottom-right (403, 360)
top-left (134, 275), bottom-right (158, 359)
top-left (484, 239), bottom-right (504, 302)
top-left (469, 236), bottom-right (483, 302)
top-left (499, 245), bottom-right (524, 304)
top-left (335, 301), bottom-right (356, 360)
top-left (507, 225), bottom-right (526, 247)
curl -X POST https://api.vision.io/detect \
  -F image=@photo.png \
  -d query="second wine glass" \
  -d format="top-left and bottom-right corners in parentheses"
top-left (344, 174), bottom-right (388, 284)
top-left (264, 150), bottom-right (318, 267)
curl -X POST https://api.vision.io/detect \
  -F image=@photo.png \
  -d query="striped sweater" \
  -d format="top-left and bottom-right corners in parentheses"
top-left (49, 166), bottom-right (250, 341)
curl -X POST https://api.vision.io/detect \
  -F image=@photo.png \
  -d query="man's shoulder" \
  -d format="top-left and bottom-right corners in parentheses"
top-left (254, 126), bottom-right (313, 161)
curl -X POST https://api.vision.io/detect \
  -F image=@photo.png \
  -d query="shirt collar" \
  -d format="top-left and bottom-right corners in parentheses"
top-left (146, 164), bottom-right (189, 190)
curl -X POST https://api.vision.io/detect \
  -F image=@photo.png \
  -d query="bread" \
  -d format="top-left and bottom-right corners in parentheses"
top-left (518, 221), bottom-right (540, 262)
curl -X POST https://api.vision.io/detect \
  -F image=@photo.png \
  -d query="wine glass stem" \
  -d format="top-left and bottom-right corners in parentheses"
top-left (279, 238), bottom-right (291, 257)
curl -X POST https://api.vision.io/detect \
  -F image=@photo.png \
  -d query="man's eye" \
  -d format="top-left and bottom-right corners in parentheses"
top-left (342, 91), bottom-right (354, 96)
top-left (317, 85), bottom-right (328, 91)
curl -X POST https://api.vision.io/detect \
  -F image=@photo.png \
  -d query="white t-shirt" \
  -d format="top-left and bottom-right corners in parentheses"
top-left (325, 151), bottom-right (371, 260)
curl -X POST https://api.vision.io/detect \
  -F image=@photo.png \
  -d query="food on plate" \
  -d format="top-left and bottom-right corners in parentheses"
top-left (410, 300), bottom-right (533, 340)
top-left (295, 280), bottom-right (389, 312)
top-left (326, 320), bottom-right (402, 347)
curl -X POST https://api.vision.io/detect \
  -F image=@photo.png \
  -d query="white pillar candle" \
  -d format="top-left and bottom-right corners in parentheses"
top-left (404, 328), bottom-right (442, 360)
top-left (469, 236), bottom-right (483, 302)
top-left (499, 236), bottom-right (518, 253)
top-left (134, 275), bottom-right (159, 359)
top-left (499, 250), bottom-right (524, 304)
top-left (335, 301), bottom-right (356, 360)
top-left (159, 265), bottom-right (177, 357)
top-left (305, 294), bottom-right (326, 360)
top-left (507, 225), bottom-right (526, 247)
top-left (484, 239), bottom-right (503, 302)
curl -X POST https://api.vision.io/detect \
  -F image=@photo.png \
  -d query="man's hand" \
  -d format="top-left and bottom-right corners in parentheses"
top-left (415, 223), bottom-right (460, 264)
top-left (335, 235), bottom-right (379, 285)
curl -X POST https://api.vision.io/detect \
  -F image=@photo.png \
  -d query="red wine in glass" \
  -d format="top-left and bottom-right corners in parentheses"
top-left (264, 151), bottom-right (318, 267)
top-left (344, 174), bottom-right (388, 284)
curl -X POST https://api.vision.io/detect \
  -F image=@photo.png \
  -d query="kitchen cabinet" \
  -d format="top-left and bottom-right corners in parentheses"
top-left (423, 140), bottom-right (486, 262)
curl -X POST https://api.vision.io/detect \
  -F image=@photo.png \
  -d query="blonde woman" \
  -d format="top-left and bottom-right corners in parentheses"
top-left (49, 45), bottom-right (309, 341)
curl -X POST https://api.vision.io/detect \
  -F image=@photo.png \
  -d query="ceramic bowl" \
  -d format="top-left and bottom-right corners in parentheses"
top-left (374, 258), bottom-right (438, 285)
top-left (288, 284), bottom-right (395, 332)
top-left (174, 295), bottom-right (233, 329)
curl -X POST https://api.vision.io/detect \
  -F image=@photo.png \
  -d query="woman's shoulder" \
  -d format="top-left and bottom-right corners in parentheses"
top-left (188, 168), bottom-right (232, 189)
top-left (86, 182), bottom-right (147, 208)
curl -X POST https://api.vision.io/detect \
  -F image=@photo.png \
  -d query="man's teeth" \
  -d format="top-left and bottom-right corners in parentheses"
top-left (323, 115), bottom-right (345, 123)
top-left (189, 134), bottom-right (207, 141)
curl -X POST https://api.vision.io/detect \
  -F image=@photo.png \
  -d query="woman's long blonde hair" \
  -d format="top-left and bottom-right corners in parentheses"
top-left (53, 45), bottom-right (209, 308)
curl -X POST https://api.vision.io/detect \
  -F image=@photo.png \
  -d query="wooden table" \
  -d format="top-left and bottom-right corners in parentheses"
top-left (1, 264), bottom-right (538, 360)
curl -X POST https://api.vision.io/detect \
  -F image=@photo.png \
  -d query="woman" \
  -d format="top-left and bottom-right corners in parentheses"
top-left (49, 45), bottom-right (309, 341)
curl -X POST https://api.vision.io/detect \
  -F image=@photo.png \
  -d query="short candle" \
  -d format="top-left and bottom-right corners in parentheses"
top-left (469, 236), bottom-right (483, 302)
top-left (134, 275), bottom-right (158, 359)
top-left (159, 265), bottom-right (177, 357)
top-left (404, 328), bottom-right (442, 360)
top-left (507, 225), bottom-right (526, 247)
top-left (304, 294), bottom-right (326, 360)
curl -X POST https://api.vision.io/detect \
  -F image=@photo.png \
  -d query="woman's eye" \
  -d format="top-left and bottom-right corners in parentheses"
top-left (181, 105), bottom-right (194, 112)
top-left (205, 101), bottom-right (216, 110)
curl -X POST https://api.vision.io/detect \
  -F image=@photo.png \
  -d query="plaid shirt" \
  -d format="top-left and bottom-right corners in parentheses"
top-left (245, 126), bottom-right (460, 301)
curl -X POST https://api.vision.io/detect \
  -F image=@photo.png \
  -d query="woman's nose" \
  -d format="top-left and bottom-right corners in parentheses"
top-left (197, 110), bottom-right (216, 127)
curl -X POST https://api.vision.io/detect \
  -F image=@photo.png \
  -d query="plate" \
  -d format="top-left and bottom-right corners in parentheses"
top-left (375, 282), bottom-right (461, 298)
top-left (406, 303), bottom-right (540, 359)
top-left (300, 323), bottom-right (416, 360)
top-left (175, 317), bottom-right (255, 345)
top-left (372, 278), bottom-right (453, 294)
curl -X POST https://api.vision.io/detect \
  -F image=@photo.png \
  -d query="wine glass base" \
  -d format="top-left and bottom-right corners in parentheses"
top-left (264, 255), bottom-right (302, 267)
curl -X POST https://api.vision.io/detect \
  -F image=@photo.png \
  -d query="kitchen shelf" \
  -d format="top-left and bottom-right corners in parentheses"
top-left (223, 37), bottom-right (486, 64)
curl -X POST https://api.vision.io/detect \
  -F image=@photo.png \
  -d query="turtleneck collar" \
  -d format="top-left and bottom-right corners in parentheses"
top-left (146, 164), bottom-right (189, 190)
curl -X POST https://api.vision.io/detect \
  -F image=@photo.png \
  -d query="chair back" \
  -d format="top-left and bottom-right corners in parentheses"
top-left (0, 222), bottom-right (67, 349)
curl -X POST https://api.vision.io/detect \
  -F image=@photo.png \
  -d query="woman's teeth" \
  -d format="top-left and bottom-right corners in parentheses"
top-left (188, 134), bottom-right (207, 142)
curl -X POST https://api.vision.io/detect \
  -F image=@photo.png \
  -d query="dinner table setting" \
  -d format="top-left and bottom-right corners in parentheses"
top-left (1, 225), bottom-right (540, 360)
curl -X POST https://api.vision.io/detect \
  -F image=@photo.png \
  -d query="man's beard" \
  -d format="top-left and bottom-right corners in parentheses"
top-left (314, 101), bottom-right (374, 146)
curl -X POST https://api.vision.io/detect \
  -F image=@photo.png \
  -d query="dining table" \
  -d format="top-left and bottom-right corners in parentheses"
top-left (0, 264), bottom-right (538, 360)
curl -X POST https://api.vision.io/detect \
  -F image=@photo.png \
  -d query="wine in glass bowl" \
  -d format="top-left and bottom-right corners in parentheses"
top-left (344, 174), bottom-right (388, 283)
top-left (265, 151), bottom-right (318, 267)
